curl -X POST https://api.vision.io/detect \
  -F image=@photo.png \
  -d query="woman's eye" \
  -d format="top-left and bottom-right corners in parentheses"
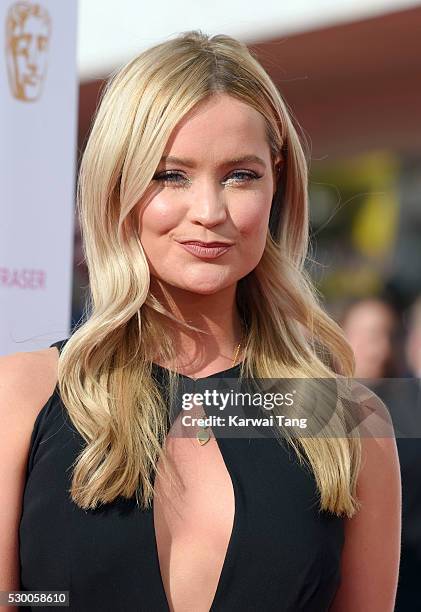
top-left (152, 172), bottom-right (189, 187)
top-left (153, 171), bottom-right (184, 182)
top-left (226, 171), bottom-right (261, 183)
top-left (152, 170), bottom-right (261, 186)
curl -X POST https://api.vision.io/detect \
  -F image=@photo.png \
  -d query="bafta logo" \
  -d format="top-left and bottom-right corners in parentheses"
top-left (5, 2), bottom-right (51, 102)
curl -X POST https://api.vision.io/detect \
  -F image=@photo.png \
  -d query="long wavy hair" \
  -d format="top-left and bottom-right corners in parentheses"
top-left (58, 29), bottom-right (362, 516)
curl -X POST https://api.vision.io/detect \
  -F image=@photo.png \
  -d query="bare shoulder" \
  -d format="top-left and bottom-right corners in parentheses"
top-left (0, 346), bottom-right (59, 440)
top-left (0, 347), bottom-right (59, 593)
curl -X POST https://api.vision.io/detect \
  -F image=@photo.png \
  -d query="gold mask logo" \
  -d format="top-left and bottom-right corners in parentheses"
top-left (5, 2), bottom-right (51, 102)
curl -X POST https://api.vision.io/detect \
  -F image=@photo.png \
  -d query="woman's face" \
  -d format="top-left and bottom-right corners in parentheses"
top-left (137, 93), bottom-right (280, 296)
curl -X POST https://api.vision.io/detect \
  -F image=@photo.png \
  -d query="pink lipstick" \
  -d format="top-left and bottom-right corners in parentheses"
top-left (178, 242), bottom-right (232, 259)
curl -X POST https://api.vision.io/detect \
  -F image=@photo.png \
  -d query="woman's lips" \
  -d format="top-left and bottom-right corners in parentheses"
top-left (178, 242), bottom-right (232, 259)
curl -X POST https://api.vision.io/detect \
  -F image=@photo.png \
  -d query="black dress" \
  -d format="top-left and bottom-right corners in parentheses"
top-left (19, 338), bottom-right (344, 611)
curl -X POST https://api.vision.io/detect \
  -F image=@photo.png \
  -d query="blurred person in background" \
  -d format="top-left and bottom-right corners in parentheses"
top-left (341, 295), bottom-right (421, 611)
top-left (340, 297), bottom-right (403, 379)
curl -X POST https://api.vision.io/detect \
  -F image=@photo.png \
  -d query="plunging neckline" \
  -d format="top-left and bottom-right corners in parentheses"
top-left (150, 371), bottom-right (242, 611)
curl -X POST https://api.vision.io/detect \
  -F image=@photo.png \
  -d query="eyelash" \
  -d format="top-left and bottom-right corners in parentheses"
top-left (152, 170), bottom-right (262, 187)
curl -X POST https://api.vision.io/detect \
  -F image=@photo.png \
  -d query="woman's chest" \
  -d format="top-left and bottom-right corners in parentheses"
top-left (152, 431), bottom-right (235, 611)
top-left (20, 431), bottom-right (344, 611)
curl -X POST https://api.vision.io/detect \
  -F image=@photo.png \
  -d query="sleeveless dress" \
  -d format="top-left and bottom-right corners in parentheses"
top-left (19, 338), bottom-right (344, 611)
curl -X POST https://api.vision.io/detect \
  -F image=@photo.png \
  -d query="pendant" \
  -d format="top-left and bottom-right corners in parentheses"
top-left (196, 426), bottom-right (211, 446)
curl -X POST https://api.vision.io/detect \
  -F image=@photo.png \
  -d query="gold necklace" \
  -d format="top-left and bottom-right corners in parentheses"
top-left (196, 338), bottom-right (243, 446)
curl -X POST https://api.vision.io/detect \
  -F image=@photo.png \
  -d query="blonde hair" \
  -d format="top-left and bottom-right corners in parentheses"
top-left (59, 30), bottom-right (361, 516)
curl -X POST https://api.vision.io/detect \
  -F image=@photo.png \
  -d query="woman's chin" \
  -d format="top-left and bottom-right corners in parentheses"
top-left (169, 275), bottom-right (236, 295)
top-left (179, 283), bottom-right (231, 296)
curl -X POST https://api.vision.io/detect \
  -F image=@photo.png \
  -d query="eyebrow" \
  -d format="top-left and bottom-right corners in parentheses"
top-left (160, 154), bottom-right (267, 169)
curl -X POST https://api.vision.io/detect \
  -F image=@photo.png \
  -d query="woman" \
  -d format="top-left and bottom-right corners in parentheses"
top-left (1, 30), bottom-right (400, 611)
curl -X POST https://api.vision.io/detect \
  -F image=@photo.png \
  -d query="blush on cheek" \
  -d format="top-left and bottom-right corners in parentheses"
top-left (238, 212), bottom-right (270, 240)
top-left (141, 204), bottom-right (181, 233)
top-left (233, 192), bottom-right (272, 229)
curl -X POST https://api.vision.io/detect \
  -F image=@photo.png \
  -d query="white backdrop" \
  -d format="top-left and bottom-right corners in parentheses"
top-left (0, 0), bottom-right (78, 356)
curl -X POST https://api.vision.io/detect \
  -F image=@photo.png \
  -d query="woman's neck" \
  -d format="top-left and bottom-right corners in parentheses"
top-left (150, 279), bottom-right (245, 376)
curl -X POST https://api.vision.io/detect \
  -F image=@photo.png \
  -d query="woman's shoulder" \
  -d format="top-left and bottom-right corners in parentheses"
top-left (0, 343), bottom-right (60, 426)
top-left (0, 342), bottom-right (63, 489)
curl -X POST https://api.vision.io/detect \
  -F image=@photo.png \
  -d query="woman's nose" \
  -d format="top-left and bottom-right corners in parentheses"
top-left (187, 181), bottom-right (228, 227)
